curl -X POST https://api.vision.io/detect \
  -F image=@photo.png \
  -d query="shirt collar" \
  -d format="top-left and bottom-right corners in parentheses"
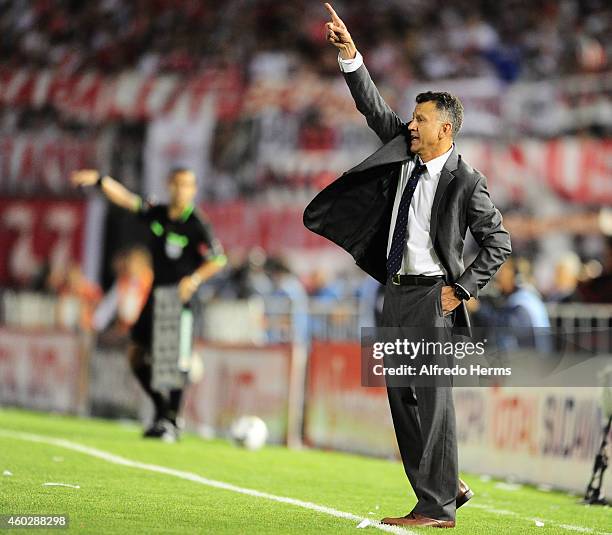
top-left (417, 144), bottom-right (454, 178)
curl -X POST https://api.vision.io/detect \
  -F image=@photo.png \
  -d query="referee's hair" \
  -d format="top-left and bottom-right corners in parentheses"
top-left (168, 166), bottom-right (194, 179)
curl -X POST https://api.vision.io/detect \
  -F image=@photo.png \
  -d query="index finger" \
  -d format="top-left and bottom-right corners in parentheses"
top-left (324, 3), bottom-right (341, 23)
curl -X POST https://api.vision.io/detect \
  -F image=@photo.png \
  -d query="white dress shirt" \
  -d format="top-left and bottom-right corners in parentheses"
top-left (339, 52), bottom-right (450, 276)
top-left (389, 153), bottom-right (450, 276)
top-left (338, 51), bottom-right (364, 73)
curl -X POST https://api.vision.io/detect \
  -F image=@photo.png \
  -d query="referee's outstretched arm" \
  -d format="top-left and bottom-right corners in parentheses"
top-left (71, 169), bottom-right (141, 213)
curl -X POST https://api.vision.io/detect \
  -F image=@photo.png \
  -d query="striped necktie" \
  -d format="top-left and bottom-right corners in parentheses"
top-left (386, 163), bottom-right (426, 279)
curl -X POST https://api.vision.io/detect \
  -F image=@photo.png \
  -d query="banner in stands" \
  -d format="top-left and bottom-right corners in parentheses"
top-left (404, 77), bottom-right (504, 137)
top-left (257, 137), bottom-right (609, 206)
top-left (0, 68), bottom-right (242, 122)
top-left (404, 73), bottom-right (612, 136)
top-left (0, 133), bottom-right (104, 196)
top-left (200, 201), bottom-right (329, 252)
top-left (304, 340), bottom-right (396, 456)
top-left (0, 327), bottom-right (85, 413)
top-left (455, 386), bottom-right (612, 496)
top-left (182, 342), bottom-right (293, 444)
top-left (305, 341), bottom-right (612, 494)
top-left (459, 137), bottom-right (612, 206)
top-left (143, 98), bottom-right (217, 201)
top-left (1, 67), bottom-right (608, 135)
top-left (0, 199), bottom-right (86, 286)
top-left (202, 137), bottom-right (611, 251)
top-left (88, 340), bottom-right (145, 419)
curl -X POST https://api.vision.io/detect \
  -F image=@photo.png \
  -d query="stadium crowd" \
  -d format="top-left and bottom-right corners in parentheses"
top-left (0, 0), bottom-right (610, 349)
top-left (18, 236), bottom-right (612, 340)
top-left (0, 0), bottom-right (608, 83)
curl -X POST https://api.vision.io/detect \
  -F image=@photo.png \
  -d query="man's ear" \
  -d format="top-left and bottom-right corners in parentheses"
top-left (437, 124), bottom-right (445, 140)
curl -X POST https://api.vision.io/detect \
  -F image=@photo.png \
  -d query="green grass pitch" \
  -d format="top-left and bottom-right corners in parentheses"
top-left (0, 407), bottom-right (610, 534)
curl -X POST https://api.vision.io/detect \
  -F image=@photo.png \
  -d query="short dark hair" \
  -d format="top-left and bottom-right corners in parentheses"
top-left (168, 166), bottom-right (193, 180)
top-left (415, 91), bottom-right (464, 137)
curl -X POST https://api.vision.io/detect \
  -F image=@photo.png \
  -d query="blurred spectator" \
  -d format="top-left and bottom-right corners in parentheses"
top-left (117, 247), bottom-right (154, 329)
top-left (298, 108), bottom-right (336, 151)
top-left (469, 257), bottom-right (552, 354)
top-left (0, 0), bottom-right (608, 80)
top-left (94, 247), bottom-right (154, 335)
top-left (546, 252), bottom-right (582, 303)
top-left (266, 256), bottom-right (308, 343)
top-left (31, 259), bottom-right (66, 294)
top-left (578, 236), bottom-right (612, 303)
top-left (57, 262), bottom-right (102, 331)
top-left (357, 277), bottom-right (385, 328)
top-left (305, 268), bottom-right (342, 301)
top-left (215, 247), bottom-right (273, 299)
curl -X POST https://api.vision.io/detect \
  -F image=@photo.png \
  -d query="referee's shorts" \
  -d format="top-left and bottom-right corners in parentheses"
top-left (130, 292), bottom-right (193, 350)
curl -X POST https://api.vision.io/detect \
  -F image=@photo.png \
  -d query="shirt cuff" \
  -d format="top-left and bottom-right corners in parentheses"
top-left (455, 283), bottom-right (471, 300)
top-left (338, 50), bottom-right (363, 73)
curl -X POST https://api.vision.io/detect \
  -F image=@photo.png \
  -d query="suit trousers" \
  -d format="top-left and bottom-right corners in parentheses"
top-left (381, 279), bottom-right (458, 521)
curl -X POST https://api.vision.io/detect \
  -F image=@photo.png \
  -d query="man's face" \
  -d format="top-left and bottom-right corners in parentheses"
top-left (168, 170), bottom-right (197, 208)
top-left (407, 101), bottom-right (448, 156)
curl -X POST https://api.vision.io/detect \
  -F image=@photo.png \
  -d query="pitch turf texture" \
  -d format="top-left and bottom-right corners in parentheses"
top-left (0, 408), bottom-right (610, 534)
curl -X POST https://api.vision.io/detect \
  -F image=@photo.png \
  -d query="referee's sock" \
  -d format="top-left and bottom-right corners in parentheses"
top-left (132, 363), bottom-right (167, 421)
top-left (167, 388), bottom-right (184, 427)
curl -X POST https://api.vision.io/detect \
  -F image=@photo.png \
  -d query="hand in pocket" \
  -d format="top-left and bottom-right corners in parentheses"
top-left (440, 285), bottom-right (461, 316)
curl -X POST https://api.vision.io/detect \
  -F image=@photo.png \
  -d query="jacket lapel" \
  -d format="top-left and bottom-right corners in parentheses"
top-left (346, 129), bottom-right (412, 174)
top-left (429, 147), bottom-right (459, 242)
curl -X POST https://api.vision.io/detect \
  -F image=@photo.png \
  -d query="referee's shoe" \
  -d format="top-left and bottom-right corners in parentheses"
top-left (143, 418), bottom-right (180, 443)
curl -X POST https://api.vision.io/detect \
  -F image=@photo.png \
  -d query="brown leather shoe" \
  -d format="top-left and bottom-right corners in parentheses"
top-left (457, 478), bottom-right (474, 509)
top-left (381, 512), bottom-right (455, 528)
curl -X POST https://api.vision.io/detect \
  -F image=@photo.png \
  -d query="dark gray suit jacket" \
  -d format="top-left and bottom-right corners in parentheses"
top-left (303, 63), bottom-right (512, 329)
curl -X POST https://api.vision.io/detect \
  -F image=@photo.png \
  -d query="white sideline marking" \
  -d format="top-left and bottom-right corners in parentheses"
top-left (470, 503), bottom-right (609, 535)
top-left (553, 525), bottom-right (592, 533)
top-left (42, 482), bottom-right (80, 489)
top-left (0, 429), bottom-right (413, 535)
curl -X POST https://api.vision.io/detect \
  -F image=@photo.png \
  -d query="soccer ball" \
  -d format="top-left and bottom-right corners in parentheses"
top-left (229, 416), bottom-right (268, 450)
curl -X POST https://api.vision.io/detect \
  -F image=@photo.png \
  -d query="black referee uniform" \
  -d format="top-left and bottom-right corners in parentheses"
top-left (129, 201), bottom-right (224, 431)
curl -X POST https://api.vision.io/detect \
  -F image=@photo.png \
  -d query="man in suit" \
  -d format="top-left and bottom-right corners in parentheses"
top-left (303, 4), bottom-right (512, 528)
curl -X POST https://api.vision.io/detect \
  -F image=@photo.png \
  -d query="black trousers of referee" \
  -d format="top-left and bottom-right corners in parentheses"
top-left (381, 278), bottom-right (458, 521)
top-left (129, 294), bottom-right (188, 425)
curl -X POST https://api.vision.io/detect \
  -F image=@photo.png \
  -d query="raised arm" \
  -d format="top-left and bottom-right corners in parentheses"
top-left (324, 3), bottom-right (403, 143)
top-left (71, 169), bottom-right (141, 212)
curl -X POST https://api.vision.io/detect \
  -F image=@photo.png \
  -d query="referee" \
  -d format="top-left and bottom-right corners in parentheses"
top-left (72, 167), bottom-right (226, 441)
